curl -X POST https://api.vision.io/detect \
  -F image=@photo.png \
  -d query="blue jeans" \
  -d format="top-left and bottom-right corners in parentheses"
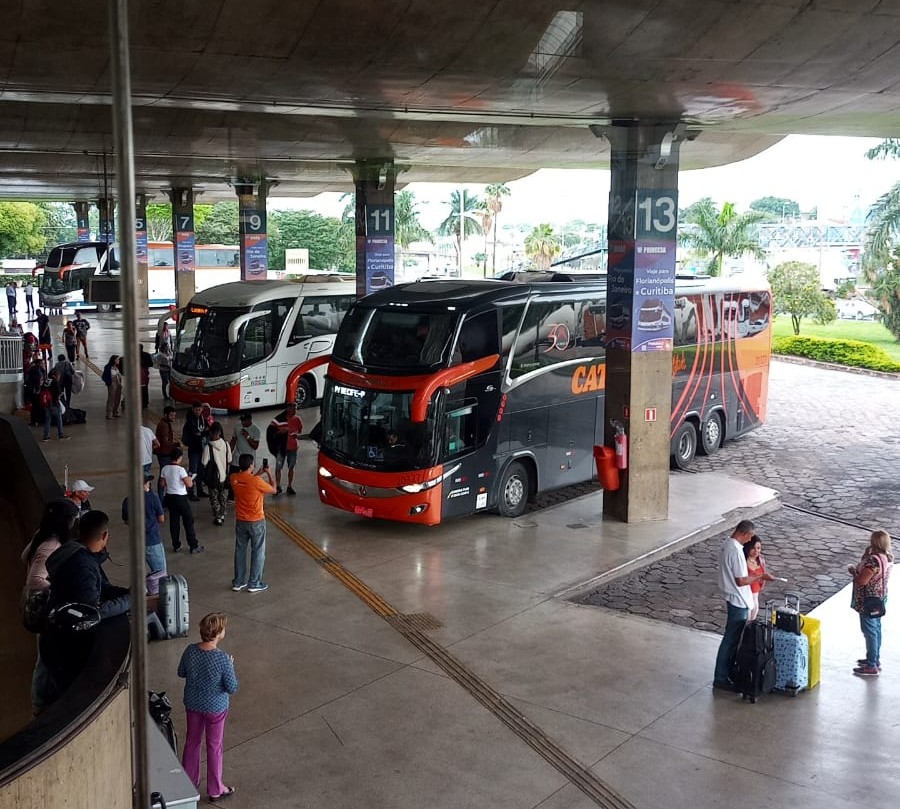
top-left (43, 405), bottom-right (64, 439)
top-left (715, 601), bottom-right (749, 683)
top-left (145, 542), bottom-right (167, 574)
top-left (188, 447), bottom-right (205, 493)
top-left (234, 520), bottom-right (267, 588)
top-left (859, 613), bottom-right (882, 666)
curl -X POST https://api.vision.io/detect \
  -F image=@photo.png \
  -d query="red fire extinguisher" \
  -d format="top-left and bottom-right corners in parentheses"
top-left (613, 423), bottom-right (628, 470)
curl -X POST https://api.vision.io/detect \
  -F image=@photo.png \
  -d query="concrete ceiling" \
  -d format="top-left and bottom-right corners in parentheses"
top-left (1, 0), bottom-right (899, 200)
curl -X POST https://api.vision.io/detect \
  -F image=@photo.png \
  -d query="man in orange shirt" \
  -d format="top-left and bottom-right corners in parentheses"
top-left (229, 454), bottom-right (276, 593)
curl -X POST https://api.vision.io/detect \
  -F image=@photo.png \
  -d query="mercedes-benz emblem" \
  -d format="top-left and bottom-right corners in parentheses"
top-left (358, 486), bottom-right (368, 498)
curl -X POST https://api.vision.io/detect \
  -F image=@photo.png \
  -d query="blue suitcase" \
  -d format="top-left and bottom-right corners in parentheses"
top-left (774, 627), bottom-right (809, 694)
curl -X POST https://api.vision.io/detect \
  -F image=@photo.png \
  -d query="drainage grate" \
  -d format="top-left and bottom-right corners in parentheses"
top-left (386, 612), bottom-right (444, 632)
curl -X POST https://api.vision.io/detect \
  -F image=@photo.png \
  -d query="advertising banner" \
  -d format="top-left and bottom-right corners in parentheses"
top-left (631, 240), bottom-right (675, 352)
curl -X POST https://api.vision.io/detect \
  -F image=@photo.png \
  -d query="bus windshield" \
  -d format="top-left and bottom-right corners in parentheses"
top-left (333, 306), bottom-right (459, 371)
top-left (321, 384), bottom-right (436, 470)
top-left (174, 297), bottom-right (294, 377)
top-left (46, 245), bottom-right (101, 270)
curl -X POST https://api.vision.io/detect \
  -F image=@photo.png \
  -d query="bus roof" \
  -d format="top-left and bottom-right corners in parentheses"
top-left (188, 280), bottom-right (353, 307)
top-left (359, 276), bottom-right (770, 310)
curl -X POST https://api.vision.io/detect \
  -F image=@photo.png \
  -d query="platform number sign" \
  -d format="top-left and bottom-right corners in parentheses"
top-left (135, 216), bottom-right (145, 232)
top-left (241, 211), bottom-right (266, 234)
top-left (367, 205), bottom-right (393, 236)
top-left (176, 213), bottom-right (194, 233)
top-left (635, 190), bottom-right (678, 239)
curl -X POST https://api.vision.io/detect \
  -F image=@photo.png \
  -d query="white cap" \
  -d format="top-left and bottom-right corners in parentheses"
top-left (71, 479), bottom-right (94, 493)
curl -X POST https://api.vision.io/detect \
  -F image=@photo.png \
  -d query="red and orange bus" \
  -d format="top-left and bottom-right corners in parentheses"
top-left (311, 276), bottom-right (771, 525)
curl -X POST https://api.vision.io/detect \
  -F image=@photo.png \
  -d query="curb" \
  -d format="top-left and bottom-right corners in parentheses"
top-left (773, 355), bottom-right (900, 380)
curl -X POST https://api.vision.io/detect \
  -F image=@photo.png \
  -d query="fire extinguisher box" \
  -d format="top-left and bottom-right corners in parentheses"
top-left (592, 446), bottom-right (620, 491)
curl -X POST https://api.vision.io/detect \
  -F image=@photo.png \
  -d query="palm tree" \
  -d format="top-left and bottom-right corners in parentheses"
top-left (394, 190), bottom-right (432, 248)
top-left (863, 139), bottom-right (900, 340)
top-left (479, 207), bottom-right (493, 276)
top-left (437, 189), bottom-right (483, 276)
top-left (678, 200), bottom-right (766, 276)
top-left (524, 223), bottom-right (561, 270)
top-left (485, 182), bottom-right (511, 275)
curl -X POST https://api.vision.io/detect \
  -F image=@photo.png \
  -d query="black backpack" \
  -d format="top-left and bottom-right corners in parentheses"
top-left (203, 460), bottom-right (221, 488)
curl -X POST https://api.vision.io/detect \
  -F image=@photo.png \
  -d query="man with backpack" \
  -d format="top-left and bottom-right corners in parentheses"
top-left (41, 369), bottom-right (69, 442)
top-left (182, 402), bottom-right (209, 500)
top-left (53, 354), bottom-right (75, 409)
top-left (40, 510), bottom-right (131, 704)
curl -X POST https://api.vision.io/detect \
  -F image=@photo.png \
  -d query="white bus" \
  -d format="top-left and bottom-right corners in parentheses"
top-left (170, 281), bottom-right (355, 411)
top-left (39, 241), bottom-right (243, 311)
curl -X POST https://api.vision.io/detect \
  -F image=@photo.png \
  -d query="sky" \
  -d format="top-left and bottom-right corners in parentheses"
top-left (272, 135), bottom-right (900, 231)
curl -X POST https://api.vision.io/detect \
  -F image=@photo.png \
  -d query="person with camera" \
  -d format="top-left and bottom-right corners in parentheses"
top-left (849, 530), bottom-right (893, 677)
top-left (229, 453), bottom-right (275, 594)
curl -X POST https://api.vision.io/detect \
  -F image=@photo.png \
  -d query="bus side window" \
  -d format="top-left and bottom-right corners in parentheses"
top-left (454, 310), bottom-right (499, 364)
top-left (500, 304), bottom-right (525, 362)
top-left (510, 301), bottom-right (576, 377)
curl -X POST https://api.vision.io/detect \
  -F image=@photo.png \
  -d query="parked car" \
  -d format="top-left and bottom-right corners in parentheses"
top-left (836, 297), bottom-right (879, 321)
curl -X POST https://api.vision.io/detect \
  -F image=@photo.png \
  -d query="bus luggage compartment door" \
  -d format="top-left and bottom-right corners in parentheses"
top-left (546, 398), bottom-right (596, 488)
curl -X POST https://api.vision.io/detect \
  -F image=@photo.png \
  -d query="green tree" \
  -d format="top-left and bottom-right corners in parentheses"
top-left (0, 202), bottom-right (47, 257)
top-left (195, 201), bottom-right (239, 244)
top-left (749, 196), bottom-right (801, 222)
top-left (767, 260), bottom-right (835, 335)
top-left (524, 223), bottom-right (561, 270)
top-left (38, 202), bottom-right (77, 245)
top-left (485, 182), bottom-right (511, 275)
top-left (146, 203), bottom-right (173, 241)
top-left (679, 199), bottom-right (766, 276)
top-left (862, 138), bottom-right (900, 339)
top-left (437, 189), bottom-right (482, 275)
top-left (268, 210), bottom-right (346, 271)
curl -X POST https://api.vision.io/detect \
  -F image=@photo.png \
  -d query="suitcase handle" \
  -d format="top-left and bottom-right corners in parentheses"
top-left (784, 591), bottom-right (801, 612)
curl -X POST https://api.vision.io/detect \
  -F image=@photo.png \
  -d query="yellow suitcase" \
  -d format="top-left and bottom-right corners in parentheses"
top-left (802, 616), bottom-right (821, 689)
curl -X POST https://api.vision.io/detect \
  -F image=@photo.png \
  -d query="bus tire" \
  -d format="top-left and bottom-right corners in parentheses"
top-left (698, 411), bottom-right (723, 456)
top-left (294, 376), bottom-right (314, 409)
top-left (497, 461), bottom-right (529, 518)
top-left (97, 302), bottom-right (113, 313)
top-left (670, 422), bottom-right (698, 470)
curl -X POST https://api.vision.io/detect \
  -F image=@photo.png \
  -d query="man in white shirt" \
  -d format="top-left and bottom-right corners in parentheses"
top-left (713, 519), bottom-right (772, 689)
top-left (139, 424), bottom-right (160, 476)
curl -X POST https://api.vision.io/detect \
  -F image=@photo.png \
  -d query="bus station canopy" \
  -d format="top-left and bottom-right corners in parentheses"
top-left (1, 0), bottom-right (898, 199)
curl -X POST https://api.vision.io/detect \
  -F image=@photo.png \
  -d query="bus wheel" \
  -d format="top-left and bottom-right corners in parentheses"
top-left (670, 422), bottom-right (697, 470)
top-left (498, 461), bottom-right (529, 518)
top-left (698, 412), bottom-right (723, 456)
top-left (294, 376), bottom-right (313, 409)
top-left (97, 303), bottom-right (112, 313)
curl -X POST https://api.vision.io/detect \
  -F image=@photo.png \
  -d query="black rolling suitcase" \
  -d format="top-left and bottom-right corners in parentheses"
top-left (731, 606), bottom-right (776, 703)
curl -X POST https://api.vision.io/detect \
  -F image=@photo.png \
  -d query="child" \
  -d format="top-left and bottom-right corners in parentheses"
top-left (178, 612), bottom-right (238, 800)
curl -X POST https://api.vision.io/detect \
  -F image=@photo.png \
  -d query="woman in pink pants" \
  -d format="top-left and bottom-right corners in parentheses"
top-left (178, 612), bottom-right (239, 801)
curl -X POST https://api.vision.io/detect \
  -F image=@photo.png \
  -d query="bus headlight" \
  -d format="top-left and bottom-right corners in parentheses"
top-left (318, 466), bottom-right (333, 479)
top-left (399, 464), bottom-right (460, 494)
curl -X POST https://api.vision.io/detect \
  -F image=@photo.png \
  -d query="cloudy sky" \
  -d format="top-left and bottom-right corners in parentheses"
top-left (273, 135), bottom-right (900, 230)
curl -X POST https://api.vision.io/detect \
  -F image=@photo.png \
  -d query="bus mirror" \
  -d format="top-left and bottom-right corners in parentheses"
top-left (228, 311), bottom-right (267, 344)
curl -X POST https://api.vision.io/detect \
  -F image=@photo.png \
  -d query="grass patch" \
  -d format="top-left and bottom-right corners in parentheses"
top-left (772, 317), bottom-right (900, 363)
top-left (773, 336), bottom-right (900, 373)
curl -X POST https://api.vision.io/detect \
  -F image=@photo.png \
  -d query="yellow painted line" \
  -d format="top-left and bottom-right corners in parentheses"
top-left (267, 510), bottom-right (397, 618)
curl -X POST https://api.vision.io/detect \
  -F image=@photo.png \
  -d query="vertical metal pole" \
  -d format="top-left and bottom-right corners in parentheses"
top-left (107, 0), bottom-right (150, 806)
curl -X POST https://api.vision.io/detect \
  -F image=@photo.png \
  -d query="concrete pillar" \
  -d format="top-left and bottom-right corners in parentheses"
top-left (601, 122), bottom-right (684, 522)
top-left (73, 201), bottom-right (91, 242)
top-left (97, 197), bottom-right (115, 243)
top-left (134, 193), bottom-right (149, 315)
top-left (168, 187), bottom-right (196, 307)
top-left (235, 180), bottom-right (269, 280)
top-left (353, 160), bottom-right (396, 298)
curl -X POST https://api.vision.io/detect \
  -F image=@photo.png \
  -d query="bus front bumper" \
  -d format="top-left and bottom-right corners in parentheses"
top-left (317, 472), bottom-right (443, 526)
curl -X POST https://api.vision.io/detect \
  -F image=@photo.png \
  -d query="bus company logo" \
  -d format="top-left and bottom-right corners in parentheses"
top-left (334, 385), bottom-right (365, 398)
top-left (186, 379), bottom-right (204, 387)
top-left (672, 353), bottom-right (688, 374)
top-left (571, 363), bottom-right (606, 395)
top-left (357, 485), bottom-right (368, 498)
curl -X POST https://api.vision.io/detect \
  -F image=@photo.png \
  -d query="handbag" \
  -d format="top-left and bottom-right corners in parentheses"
top-left (861, 554), bottom-right (887, 617)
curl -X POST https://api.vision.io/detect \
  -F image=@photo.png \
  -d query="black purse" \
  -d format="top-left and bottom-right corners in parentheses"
top-left (861, 555), bottom-right (887, 617)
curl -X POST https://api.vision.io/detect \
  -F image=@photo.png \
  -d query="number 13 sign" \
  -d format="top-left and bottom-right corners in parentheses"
top-left (635, 189), bottom-right (678, 240)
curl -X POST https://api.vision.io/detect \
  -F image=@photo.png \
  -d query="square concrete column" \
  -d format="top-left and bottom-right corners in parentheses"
top-left (353, 160), bottom-right (396, 299)
top-left (168, 187), bottom-right (196, 308)
top-left (73, 201), bottom-right (91, 242)
top-left (97, 197), bottom-right (115, 243)
top-left (602, 122), bottom-right (684, 522)
top-left (134, 193), bottom-right (150, 315)
top-left (235, 180), bottom-right (268, 280)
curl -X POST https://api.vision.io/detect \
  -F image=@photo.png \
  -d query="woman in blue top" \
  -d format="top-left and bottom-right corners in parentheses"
top-left (178, 612), bottom-right (239, 800)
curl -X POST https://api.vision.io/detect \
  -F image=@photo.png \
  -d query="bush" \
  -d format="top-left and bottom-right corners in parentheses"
top-left (773, 336), bottom-right (900, 373)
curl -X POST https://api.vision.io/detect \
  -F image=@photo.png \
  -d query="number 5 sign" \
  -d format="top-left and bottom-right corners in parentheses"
top-left (635, 189), bottom-right (678, 240)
